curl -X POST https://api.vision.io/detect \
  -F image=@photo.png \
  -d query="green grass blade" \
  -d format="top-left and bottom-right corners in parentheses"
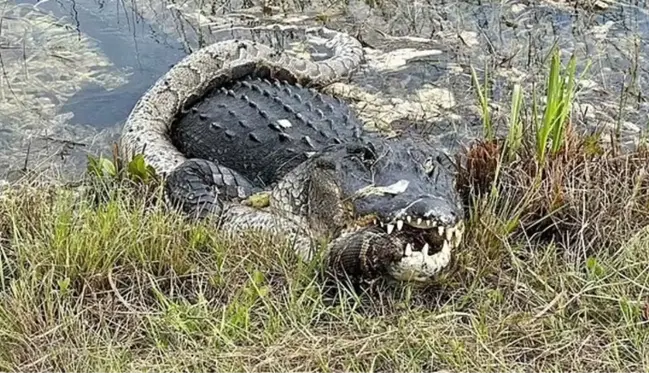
top-left (471, 64), bottom-right (493, 140)
top-left (506, 83), bottom-right (524, 161)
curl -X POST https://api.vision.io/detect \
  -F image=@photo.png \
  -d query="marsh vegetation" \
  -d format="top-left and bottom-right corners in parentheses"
top-left (1, 43), bottom-right (649, 371)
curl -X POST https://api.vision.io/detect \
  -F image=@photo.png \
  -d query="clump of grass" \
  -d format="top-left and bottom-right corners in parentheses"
top-left (469, 47), bottom-right (590, 166)
top-left (461, 47), bottom-right (649, 258)
top-left (533, 51), bottom-right (584, 163)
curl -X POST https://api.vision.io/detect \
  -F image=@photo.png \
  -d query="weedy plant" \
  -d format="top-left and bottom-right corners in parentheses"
top-left (85, 144), bottom-right (163, 208)
top-left (469, 47), bottom-right (590, 168)
top-left (462, 46), bottom-right (649, 257)
top-left (86, 143), bottom-right (159, 186)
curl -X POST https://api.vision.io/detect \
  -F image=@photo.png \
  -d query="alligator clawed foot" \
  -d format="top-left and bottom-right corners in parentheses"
top-left (165, 158), bottom-right (258, 219)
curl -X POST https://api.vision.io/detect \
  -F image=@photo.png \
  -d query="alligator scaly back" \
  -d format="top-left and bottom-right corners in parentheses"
top-left (120, 25), bottom-right (364, 177)
top-left (170, 77), bottom-right (365, 185)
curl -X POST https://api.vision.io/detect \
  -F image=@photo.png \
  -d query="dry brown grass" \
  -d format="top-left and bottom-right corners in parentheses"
top-left (1, 132), bottom-right (649, 371)
top-left (458, 124), bottom-right (649, 259)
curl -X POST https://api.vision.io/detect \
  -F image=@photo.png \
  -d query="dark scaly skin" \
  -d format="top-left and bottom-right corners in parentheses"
top-left (170, 77), bottom-right (363, 185)
top-left (164, 158), bottom-right (260, 218)
top-left (166, 78), bottom-right (465, 283)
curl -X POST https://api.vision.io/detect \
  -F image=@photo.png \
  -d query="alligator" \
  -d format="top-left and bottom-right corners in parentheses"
top-left (119, 24), bottom-right (465, 283)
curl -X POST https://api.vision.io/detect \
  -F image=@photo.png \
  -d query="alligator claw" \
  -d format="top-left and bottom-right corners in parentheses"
top-left (165, 158), bottom-right (258, 219)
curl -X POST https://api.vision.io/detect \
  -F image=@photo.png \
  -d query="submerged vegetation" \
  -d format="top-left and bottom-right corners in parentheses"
top-left (1, 45), bottom-right (649, 373)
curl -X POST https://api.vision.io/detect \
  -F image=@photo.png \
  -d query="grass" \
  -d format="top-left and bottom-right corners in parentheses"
top-left (1, 51), bottom-right (649, 372)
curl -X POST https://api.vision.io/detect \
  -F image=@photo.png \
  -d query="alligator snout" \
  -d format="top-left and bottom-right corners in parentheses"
top-left (401, 194), bottom-right (462, 227)
top-left (353, 191), bottom-right (463, 227)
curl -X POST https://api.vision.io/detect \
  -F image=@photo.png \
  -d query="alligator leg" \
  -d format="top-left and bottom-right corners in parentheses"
top-left (165, 158), bottom-right (259, 219)
top-left (165, 158), bottom-right (318, 260)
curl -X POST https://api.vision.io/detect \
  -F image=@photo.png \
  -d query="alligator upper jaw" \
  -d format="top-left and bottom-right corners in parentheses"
top-left (346, 214), bottom-right (465, 257)
top-left (371, 215), bottom-right (464, 251)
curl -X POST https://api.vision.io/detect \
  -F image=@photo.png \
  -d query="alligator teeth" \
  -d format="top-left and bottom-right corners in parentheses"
top-left (453, 233), bottom-right (462, 248)
top-left (457, 220), bottom-right (466, 235)
top-left (405, 243), bottom-right (413, 256)
top-left (387, 224), bottom-right (395, 235)
top-left (445, 227), bottom-right (453, 242)
top-left (396, 220), bottom-right (404, 231)
top-left (452, 221), bottom-right (465, 247)
top-left (399, 236), bottom-right (460, 261)
top-left (405, 218), bottom-right (436, 229)
top-left (422, 243), bottom-right (430, 256)
top-left (438, 226), bottom-right (444, 236)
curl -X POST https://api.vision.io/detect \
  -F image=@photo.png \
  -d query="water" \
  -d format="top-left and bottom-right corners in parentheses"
top-left (0, 0), bottom-right (648, 181)
top-left (16, 0), bottom-right (188, 129)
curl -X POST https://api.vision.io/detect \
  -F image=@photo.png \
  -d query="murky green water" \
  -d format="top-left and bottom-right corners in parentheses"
top-left (0, 0), bottom-right (647, 181)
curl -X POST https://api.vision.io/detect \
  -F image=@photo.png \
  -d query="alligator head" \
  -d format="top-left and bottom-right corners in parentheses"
top-left (269, 135), bottom-right (465, 283)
